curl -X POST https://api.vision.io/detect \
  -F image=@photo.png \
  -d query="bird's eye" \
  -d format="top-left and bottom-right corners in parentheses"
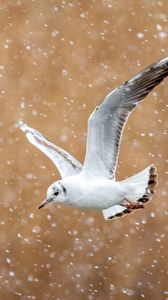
top-left (53, 191), bottom-right (59, 196)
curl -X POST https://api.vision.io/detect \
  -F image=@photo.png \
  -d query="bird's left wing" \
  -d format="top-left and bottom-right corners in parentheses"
top-left (81, 57), bottom-right (168, 178)
top-left (18, 121), bottom-right (82, 178)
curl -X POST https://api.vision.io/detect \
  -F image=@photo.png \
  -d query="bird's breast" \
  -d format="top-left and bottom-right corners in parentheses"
top-left (68, 178), bottom-right (124, 210)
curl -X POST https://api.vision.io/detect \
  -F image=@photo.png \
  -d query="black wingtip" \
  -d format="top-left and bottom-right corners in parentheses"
top-left (38, 204), bottom-right (44, 209)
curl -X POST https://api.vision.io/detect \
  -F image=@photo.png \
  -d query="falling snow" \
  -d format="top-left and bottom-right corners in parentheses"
top-left (136, 32), bottom-right (145, 39)
top-left (0, 1), bottom-right (167, 300)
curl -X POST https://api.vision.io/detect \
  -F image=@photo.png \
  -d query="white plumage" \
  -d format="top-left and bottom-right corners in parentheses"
top-left (18, 57), bottom-right (168, 220)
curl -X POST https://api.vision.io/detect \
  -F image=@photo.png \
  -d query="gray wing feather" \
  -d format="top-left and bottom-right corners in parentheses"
top-left (18, 121), bottom-right (82, 178)
top-left (82, 57), bottom-right (168, 178)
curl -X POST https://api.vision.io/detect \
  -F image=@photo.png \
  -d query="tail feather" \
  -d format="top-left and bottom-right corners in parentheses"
top-left (102, 165), bottom-right (158, 220)
top-left (122, 164), bottom-right (158, 202)
top-left (137, 165), bottom-right (158, 203)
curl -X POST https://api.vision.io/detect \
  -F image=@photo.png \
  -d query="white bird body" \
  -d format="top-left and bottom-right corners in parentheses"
top-left (59, 174), bottom-right (124, 209)
top-left (18, 57), bottom-right (168, 220)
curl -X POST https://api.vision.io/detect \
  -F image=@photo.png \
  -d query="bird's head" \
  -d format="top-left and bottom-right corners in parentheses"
top-left (38, 181), bottom-right (67, 209)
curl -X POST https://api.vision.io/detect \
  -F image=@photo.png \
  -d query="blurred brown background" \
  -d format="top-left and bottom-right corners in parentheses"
top-left (0, 1), bottom-right (168, 299)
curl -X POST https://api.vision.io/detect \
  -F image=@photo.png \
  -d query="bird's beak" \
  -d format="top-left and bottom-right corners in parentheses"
top-left (38, 198), bottom-right (53, 209)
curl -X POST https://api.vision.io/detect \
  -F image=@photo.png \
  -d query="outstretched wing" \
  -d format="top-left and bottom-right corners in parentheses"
top-left (18, 121), bottom-right (82, 178)
top-left (82, 57), bottom-right (168, 178)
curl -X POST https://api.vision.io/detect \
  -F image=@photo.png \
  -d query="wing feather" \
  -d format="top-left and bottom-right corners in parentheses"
top-left (82, 57), bottom-right (168, 178)
top-left (18, 121), bottom-right (82, 178)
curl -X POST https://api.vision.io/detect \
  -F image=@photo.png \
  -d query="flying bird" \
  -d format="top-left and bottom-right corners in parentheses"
top-left (18, 57), bottom-right (168, 220)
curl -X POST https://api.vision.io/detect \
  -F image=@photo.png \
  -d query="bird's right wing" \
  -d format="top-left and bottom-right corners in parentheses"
top-left (18, 121), bottom-right (82, 178)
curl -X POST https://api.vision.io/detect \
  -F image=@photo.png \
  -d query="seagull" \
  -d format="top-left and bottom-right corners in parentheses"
top-left (18, 57), bottom-right (168, 220)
